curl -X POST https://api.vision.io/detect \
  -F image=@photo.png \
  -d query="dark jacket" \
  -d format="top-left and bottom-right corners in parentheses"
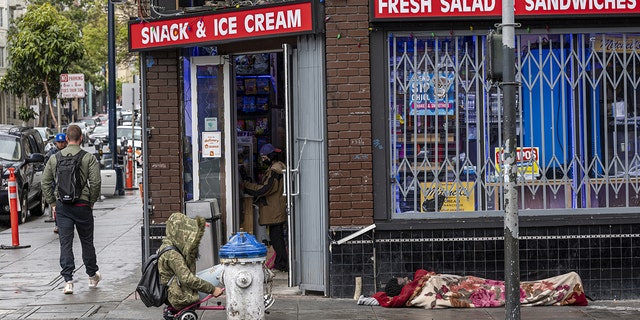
top-left (242, 161), bottom-right (286, 226)
top-left (158, 212), bottom-right (215, 309)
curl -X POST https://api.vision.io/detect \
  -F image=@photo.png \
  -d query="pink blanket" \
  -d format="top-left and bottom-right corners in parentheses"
top-left (373, 270), bottom-right (588, 308)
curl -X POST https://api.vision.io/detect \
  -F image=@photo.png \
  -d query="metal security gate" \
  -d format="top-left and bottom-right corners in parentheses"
top-left (286, 35), bottom-right (328, 294)
top-left (388, 31), bottom-right (640, 216)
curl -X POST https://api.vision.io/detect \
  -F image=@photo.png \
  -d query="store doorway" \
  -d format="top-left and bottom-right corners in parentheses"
top-left (232, 51), bottom-right (288, 263)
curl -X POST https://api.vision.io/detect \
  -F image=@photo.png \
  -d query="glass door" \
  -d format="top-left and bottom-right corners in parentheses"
top-left (187, 56), bottom-right (235, 236)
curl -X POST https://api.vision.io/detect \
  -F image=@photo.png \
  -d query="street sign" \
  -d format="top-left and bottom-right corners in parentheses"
top-left (59, 73), bottom-right (85, 98)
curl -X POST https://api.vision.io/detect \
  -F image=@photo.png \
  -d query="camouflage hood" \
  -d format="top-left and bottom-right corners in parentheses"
top-left (162, 212), bottom-right (205, 265)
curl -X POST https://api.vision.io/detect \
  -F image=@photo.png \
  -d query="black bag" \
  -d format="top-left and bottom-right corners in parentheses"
top-left (55, 150), bottom-right (87, 204)
top-left (137, 245), bottom-right (177, 308)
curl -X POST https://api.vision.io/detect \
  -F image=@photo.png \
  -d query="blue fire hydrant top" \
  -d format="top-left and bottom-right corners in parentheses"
top-left (219, 232), bottom-right (267, 259)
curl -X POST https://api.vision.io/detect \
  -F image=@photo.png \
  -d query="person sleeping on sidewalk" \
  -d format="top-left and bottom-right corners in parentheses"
top-left (357, 269), bottom-right (588, 308)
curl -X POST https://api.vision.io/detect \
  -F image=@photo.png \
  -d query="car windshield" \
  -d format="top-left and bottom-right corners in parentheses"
top-left (35, 128), bottom-right (47, 140)
top-left (92, 126), bottom-right (109, 136)
top-left (82, 119), bottom-right (96, 126)
top-left (116, 127), bottom-right (142, 140)
top-left (0, 135), bottom-right (21, 161)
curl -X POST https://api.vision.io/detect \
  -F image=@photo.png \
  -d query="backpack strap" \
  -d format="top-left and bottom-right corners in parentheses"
top-left (157, 245), bottom-right (180, 286)
top-left (157, 245), bottom-right (179, 257)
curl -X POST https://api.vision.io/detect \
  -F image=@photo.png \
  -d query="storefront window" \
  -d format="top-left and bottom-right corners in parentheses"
top-left (389, 32), bottom-right (640, 215)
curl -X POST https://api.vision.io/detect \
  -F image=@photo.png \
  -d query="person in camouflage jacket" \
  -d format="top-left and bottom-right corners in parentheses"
top-left (158, 212), bottom-right (223, 309)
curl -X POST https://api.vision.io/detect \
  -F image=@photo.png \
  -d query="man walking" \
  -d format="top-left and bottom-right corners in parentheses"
top-left (45, 133), bottom-right (68, 233)
top-left (42, 124), bottom-right (102, 294)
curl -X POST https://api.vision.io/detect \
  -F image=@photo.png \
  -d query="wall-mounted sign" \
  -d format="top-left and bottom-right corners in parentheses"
top-left (409, 72), bottom-right (455, 116)
top-left (129, 1), bottom-right (314, 51)
top-left (373, 0), bottom-right (639, 20)
top-left (594, 36), bottom-right (640, 53)
top-left (420, 182), bottom-right (475, 212)
top-left (202, 131), bottom-right (221, 158)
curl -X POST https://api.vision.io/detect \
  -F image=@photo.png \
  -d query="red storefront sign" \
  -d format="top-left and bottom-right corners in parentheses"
top-left (129, 2), bottom-right (314, 51)
top-left (373, 0), bottom-right (639, 19)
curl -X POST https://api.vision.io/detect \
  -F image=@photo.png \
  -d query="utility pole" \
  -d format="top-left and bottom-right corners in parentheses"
top-left (108, 0), bottom-right (124, 195)
top-left (501, 0), bottom-right (520, 319)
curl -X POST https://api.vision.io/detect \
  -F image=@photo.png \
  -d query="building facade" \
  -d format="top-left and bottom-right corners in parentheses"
top-left (132, 0), bottom-right (640, 299)
top-left (0, 0), bottom-right (26, 125)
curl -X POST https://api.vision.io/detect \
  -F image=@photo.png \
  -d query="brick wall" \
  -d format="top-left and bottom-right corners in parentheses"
top-left (144, 49), bottom-right (183, 222)
top-left (325, 1), bottom-right (373, 226)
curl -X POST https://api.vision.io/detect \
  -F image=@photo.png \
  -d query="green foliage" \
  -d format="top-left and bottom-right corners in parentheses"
top-left (18, 105), bottom-right (36, 122)
top-left (0, 3), bottom-right (84, 99)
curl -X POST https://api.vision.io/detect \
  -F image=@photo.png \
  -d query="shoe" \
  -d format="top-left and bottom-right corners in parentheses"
top-left (53, 226), bottom-right (58, 233)
top-left (63, 281), bottom-right (73, 294)
top-left (264, 294), bottom-right (275, 310)
top-left (162, 307), bottom-right (175, 320)
top-left (89, 271), bottom-right (101, 288)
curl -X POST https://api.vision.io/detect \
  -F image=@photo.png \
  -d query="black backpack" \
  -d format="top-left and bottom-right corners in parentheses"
top-left (55, 150), bottom-right (87, 204)
top-left (137, 245), bottom-right (177, 308)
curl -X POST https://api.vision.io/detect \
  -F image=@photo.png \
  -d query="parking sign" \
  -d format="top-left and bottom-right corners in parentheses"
top-left (59, 73), bottom-right (85, 98)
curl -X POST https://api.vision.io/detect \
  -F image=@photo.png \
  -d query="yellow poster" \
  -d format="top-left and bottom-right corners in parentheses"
top-left (494, 147), bottom-right (540, 179)
top-left (420, 182), bottom-right (475, 212)
top-left (594, 36), bottom-right (640, 53)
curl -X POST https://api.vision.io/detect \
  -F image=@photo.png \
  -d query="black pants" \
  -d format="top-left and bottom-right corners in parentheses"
top-left (269, 223), bottom-right (287, 271)
top-left (57, 201), bottom-right (98, 282)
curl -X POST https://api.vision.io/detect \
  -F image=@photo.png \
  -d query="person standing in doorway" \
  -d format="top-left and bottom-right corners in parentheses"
top-left (45, 133), bottom-right (68, 234)
top-left (242, 144), bottom-right (288, 272)
top-left (42, 124), bottom-right (102, 294)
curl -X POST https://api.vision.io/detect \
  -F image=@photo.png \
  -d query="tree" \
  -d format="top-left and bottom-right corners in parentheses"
top-left (18, 105), bottom-right (36, 125)
top-left (0, 3), bottom-right (84, 129)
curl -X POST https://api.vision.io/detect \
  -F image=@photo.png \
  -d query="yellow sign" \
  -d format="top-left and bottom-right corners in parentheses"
top-left (594, 36), bottom-right (640, 53)
top-left (420, 182), bottom-right (475, 212)
top-left (494, 147), bottom-right (540, 178)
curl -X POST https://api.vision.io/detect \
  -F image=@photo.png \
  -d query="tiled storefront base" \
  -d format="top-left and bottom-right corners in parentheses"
top-left (329, 223), bottom-right (640, 300)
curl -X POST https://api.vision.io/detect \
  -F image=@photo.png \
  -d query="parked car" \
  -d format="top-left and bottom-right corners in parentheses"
top-left (34, 127), bottom-right (57, 152)
top-left (0, 125), bottom-right (46, 224)
top-left (97, 153), bottom-right (117, 197)
top-left (88, 124), bottom-right (109, 146)
top-left (78, 117), bottom-right (98, 133)
top-left (117, 126), bottom-right (143, 166)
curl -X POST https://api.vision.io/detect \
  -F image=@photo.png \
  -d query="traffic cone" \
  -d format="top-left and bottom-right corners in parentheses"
top-left (1, 168), bottom-right (30, 250)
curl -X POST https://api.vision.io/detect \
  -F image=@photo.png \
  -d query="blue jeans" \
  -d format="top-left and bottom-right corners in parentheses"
top-left (57, 200), bottom-right (98, 282)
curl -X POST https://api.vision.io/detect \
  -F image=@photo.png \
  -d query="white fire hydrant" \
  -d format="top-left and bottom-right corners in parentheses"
top-left (219, 232), bottom-right (267, 320)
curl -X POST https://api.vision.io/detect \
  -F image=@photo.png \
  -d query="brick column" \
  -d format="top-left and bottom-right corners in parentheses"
top-left (144, 49), bottom-right (183, 221)
top-left (325, 1), bottom-right (373, 226)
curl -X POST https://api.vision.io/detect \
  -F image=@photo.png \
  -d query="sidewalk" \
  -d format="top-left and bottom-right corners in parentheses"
top-left (0, 191), bottom-right (638, 319)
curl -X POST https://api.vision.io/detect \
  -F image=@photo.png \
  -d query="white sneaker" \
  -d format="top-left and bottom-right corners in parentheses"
top-left (63, 281), bottom-right (73, 294)
top-left (89, 271), bottom-right (101, 288)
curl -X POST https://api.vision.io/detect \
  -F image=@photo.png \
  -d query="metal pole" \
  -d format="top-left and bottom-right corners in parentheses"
top-left (501, 0), bottom-right (520, 319)
top-left (108, 1), bottom-right (123, 193)
top-left (282, 43), bottom-right (294, 286)
top-left (140, 51), bottom-right (150, 261)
